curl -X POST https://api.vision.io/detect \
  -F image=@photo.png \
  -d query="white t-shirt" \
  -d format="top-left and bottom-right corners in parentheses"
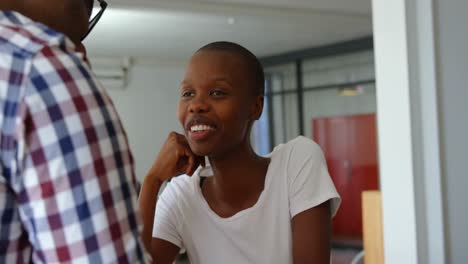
top-left (152, 136), bottom-right (341, 264)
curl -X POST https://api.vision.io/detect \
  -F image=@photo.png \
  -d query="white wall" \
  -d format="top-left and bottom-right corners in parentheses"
top-left (372, 0), bottom-right (419, 262)
top-left (104, 61), bottom-right (186, 182)
top-left (435, 0), bottom-right (468, 262)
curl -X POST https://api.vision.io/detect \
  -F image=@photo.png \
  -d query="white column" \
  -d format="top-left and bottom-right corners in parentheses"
top-left (372, 0), bottom-right (446, 263)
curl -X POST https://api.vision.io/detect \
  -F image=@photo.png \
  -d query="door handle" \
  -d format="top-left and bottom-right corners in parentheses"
top-left (344, 160), bottom-right (352, 180)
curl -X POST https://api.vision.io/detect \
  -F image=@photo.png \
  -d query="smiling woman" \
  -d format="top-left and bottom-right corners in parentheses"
top-left (79, 2), bottom-right (376, 263)
top-left (177, 44), bottom-right (263, 157)
top-left (137, 41), bottom-right (341, 264)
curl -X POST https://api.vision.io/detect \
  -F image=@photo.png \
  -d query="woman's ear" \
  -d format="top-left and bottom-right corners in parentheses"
top-left (251, 95), bottom-right (264, 120)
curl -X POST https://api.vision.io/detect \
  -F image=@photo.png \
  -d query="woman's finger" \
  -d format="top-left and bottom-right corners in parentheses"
top-left (185, 151), bottom-right (196, 176)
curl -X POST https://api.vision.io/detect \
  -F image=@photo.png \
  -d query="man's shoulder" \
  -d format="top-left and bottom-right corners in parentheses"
top-left (0, 11), bottom-right (73, 59)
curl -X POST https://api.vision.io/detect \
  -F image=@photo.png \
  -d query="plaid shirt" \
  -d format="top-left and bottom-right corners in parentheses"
top-left (0, 11), bottom-right (146, 263)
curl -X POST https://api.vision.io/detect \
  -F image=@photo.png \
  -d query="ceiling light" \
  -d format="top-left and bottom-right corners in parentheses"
top-left (227, 17), bottom-right (236, 25)
top-left (338, 85), bottom-right (364, 96)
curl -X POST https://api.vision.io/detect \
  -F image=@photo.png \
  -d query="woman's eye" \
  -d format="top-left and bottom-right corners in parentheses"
top-left (210, 90), bottom-right (227, 96)
top-left (181, 91), bottom-right (195, 97)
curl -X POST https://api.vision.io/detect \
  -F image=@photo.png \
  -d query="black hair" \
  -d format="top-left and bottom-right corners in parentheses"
top-left (197, 41), bottom-right (265, 96)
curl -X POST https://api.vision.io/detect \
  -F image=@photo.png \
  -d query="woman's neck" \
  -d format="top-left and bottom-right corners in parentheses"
top-left (207, 142), bottom-right (269, 199)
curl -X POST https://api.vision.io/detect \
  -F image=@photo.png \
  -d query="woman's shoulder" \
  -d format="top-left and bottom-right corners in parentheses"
top-left (268, 136), bottom-right (327, 182)
top-left (271, 136), bottom-right (323, 159)
top-left (160, 173), bottom-right (199, 203)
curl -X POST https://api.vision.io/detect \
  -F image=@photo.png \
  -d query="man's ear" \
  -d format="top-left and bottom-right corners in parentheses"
top-left (251, 95), bottom-right (264, 120)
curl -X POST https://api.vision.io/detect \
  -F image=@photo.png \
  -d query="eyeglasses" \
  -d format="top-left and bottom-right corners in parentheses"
top-left (81, 0), bottom-right (108, 41)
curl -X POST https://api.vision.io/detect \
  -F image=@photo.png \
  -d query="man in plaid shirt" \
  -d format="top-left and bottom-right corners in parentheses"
top-left (0, 1), bottom-right (147, 263)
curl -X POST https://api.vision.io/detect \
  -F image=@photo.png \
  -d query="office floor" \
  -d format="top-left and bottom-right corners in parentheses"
top-left (175, 248), bottom-right (363, 264)
top-left (331, 248), bottom-right (363, 264)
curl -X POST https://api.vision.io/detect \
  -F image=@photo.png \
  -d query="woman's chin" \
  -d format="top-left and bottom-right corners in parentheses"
top-left (189, 144), bottom-right (213, 157)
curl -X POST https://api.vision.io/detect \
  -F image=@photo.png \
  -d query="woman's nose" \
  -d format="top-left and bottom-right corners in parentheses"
top-left (188, 96), bottom-right (210, 113)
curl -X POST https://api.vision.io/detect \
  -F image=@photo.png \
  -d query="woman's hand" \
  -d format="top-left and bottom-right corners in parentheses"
top-left (147, 132), bottom-right (205, 184)
top-left (139, 132), bottom-right (204, 256)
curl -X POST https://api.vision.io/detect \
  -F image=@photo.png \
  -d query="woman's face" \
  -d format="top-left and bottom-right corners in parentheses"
top-left (177, 50), bottom-right (262, 157)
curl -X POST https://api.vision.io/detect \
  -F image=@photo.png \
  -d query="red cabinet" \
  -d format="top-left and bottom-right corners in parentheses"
top-left (313, 113), bottom-right (379, 239)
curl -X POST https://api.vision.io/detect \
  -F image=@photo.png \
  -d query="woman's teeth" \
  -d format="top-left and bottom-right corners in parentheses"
top-left (190, 124), bottom-right (215, 132)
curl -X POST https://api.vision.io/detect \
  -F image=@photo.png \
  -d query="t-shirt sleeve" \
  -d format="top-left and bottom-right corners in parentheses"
top-left (152, 181), bottom-right (184, 249)
top-left (287, 137), bottom-right (341, 218)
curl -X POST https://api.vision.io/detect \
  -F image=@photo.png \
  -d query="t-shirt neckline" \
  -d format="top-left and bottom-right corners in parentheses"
top-left (194, 156), bottom-right (275, 222)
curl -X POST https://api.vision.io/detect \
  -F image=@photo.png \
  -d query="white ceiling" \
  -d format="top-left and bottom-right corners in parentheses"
top-left (178, 0), bottom-right (372, 15)
top-left (84, 0), bottom-right (372, 61)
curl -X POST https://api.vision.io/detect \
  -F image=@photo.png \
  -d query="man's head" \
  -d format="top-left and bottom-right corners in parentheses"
top-left (0, 0), bottom-right (93, 44)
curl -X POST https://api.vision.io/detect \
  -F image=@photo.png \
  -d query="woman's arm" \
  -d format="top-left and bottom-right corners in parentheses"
top-left (138, 132), bottom-right (203, 262)
top-left (139, 172), bottom-right (163, 251)
top-left (291, 201), bottom-right (332, 264)
top-left (139, 173), bottom-right (181, 264)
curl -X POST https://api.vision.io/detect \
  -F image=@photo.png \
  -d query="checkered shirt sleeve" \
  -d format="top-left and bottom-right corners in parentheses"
top-left (1, 11), bottom-right (146, 263)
